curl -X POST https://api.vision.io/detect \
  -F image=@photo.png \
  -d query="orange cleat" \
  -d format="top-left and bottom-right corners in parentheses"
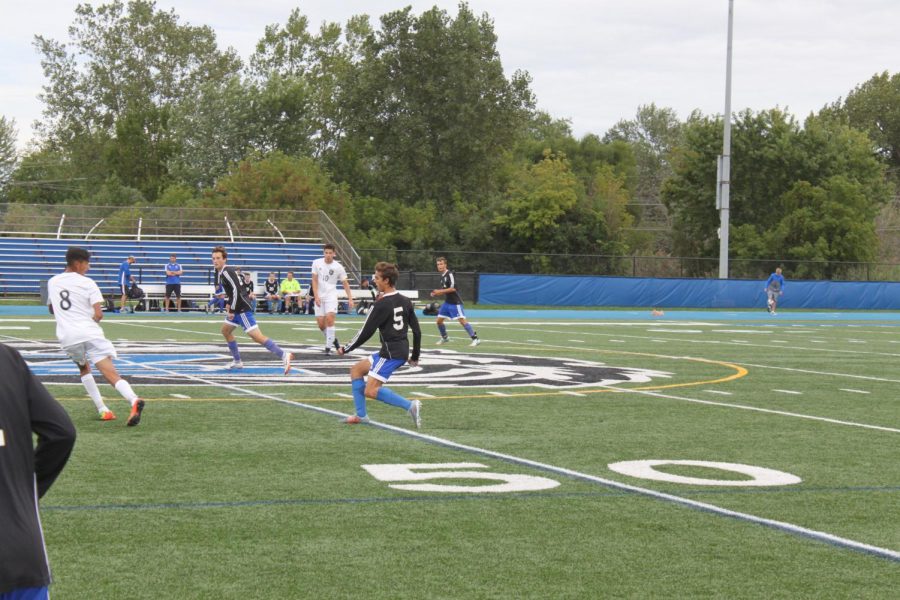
top-left (126, 399), bottom-right (145, 427)
top-left (99, 410), bottom-right (117, 421)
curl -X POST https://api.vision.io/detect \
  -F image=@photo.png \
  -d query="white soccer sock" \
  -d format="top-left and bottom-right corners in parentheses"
top-left (81, 373), bottom-right (107, 412)
top-left (326, 326), bottom-right (335, 347)
top-left (114, 379), bottom-right (139, 404)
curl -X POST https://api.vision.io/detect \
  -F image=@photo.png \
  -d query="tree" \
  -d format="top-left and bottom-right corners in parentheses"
top-left (831, 71), bottom-right (900, 178)
top-left (662, 108), bottom-right (891, 275)
top-left (0, 116), bottom-right (16, 190)
top-left (333, 4), bottom-right (534, 208)
top-left (34, 0), bottom-right (241, 198)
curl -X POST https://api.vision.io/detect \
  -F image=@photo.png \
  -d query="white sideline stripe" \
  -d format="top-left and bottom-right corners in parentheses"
top-left (703, 390), bottom-right (733, 396)
top-left (0, 326), bottom-right (31, 330)
top-left (526, 339), bottom-right (543, 343)
top-left (568, 339), bottom-right (586, 343)
top-left (609, 340), bottom-right (626, 343)
top-left (560, 391), bottom-right (586, 397)
top-left (333, 393), bottom-right (353, 399)
top-left (170, 393), bottom-right (191, 399)
top-left (732, 362), bottom-right (900, 384)
top-left (488, 391), bottom-right (510, 397)
top-left (411, 392), bottom-right (436, 398)
top-left (112, 356), bottom-right (900, 563)
top-left (840, 389), bottom-right (871, 395)
top-left (773, 389), bottom-right (803, 395)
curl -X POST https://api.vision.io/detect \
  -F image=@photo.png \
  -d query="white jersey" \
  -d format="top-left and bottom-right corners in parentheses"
top-left (311, 258), bottom-right (348, 301)
top-left (47, 271), bottom-right (107, 347)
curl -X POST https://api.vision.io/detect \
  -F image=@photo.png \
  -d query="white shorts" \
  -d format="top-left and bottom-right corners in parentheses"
top-left (63, 338), bottom-right (117, 367)
top-left (314, 297), bottom-right (339, 317)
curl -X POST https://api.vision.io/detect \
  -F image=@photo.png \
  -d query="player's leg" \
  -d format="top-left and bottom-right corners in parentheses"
top-left (90, 342), bottom-right (144, 426)
top-left (457, 310), bottom-right (479, 346)
top-left (324, 309), bottom-right (339, 350)
top-left (435, 314), bottom-right (449, 343)
top-left (67, 343), bottom-right (114, 419)
top-left (366, 354), bottom-right (420, 428)
top-left (342, 357), bottom-right (372, 423)
top-left (221, 320), bottom-right (243, 368)
top-left (246, 322), bottom-right (292, 374)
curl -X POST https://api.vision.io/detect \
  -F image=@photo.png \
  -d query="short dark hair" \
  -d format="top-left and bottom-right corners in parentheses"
top-left (212, 245), bottom-right (228, 259)
top-left (375, 261), bottom-right (399, 287)
top-left (323, 243), bottom-right (336, 252)
top-left (436, 256), bottom-right (447, 264)
top-left (66, 247), bottom-right (91, 266)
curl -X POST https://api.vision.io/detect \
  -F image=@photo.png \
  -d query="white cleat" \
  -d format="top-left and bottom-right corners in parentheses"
top-left (435, 337), bottom-right (450, 345)
top-left (228, 360), bottom-right (243, 369)
top-left (408, 400), bottom-right (422, 429)
top-left (470, 338), bottom-right (481, 347)
top-left (283, 351), bottom-right (293, 375)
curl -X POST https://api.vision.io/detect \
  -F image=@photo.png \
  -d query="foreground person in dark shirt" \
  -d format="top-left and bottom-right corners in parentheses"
top-left (0, 343), bottom-right (76, 599)
top-left (338, 262), bottom-right (422, 429)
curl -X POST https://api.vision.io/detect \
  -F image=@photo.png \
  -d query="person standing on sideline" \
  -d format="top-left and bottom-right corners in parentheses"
top-left (263, 272), bottom-right (281, 313)
top-left (337, 262), bottom-right (422, 428)
top-left (431, 257), bottom-right (479, 346)
top-left (279, 271), bottom-right (302, 314)
top-left (164, 253), bottom-right (183, 312)
top-left (0, 343), bottom-right (76, 600)
top-left (117, 255), bottom-right (136, 313)
top-left (48, 247), bottom-right (145, 425)
top-left (212, 246), bottom-right (293, 373)
top-left (311, 243), bottom-right (354, 354)
top-left (764, 267), bottom-right (786, 315)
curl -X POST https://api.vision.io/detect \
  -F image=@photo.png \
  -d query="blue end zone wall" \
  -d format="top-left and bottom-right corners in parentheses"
top-left (478, 274), bottom-right (900, 310)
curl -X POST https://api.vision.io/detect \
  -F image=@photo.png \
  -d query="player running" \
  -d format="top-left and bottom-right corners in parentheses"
top-left (311, 243), bottom-right (354, 354)
top-left (431, 257), bottom-right (479, 346)
top-left (212, 246), bottom-right (293, 373)
top-left (337, 262), bottom-right (422, 428)
top-left (764, 267), bottom-right (785, 315)
top-left (47, 247), bottom-right (145, 425)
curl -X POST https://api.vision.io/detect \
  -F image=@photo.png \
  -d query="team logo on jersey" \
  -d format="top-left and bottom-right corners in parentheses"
top-left (18, 342), bottom-right (669, 389)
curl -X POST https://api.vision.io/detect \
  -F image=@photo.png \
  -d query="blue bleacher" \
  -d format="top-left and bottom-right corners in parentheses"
top-left (0, 238), bottom-right (328, 295)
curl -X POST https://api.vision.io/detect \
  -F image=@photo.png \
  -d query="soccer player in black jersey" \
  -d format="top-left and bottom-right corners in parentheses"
top-left (337, 262), bottom-right (422, 428)
top-left (0, 343), bottom-right (76, 599)
top-left (431, 257), bottom-right (479, 346)
top-left (212, 246), bottom-right (293, 374)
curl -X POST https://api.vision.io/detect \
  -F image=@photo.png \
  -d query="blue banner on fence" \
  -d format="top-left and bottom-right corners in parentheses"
top-left (478, 274), bottom-right (900, 310)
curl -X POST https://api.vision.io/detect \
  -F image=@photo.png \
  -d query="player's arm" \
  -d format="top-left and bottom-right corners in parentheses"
top-left (408, 306), bottom-right (421, 364)
top-left (92, 302), bottom-right (103, 322)
top-left (339, 302), bottom-right (385, 354)
top-left (15, 347), bottom-right (77, 498)
top-left (310, 270), bottom-right (320, 304)
top-left (343, 277), bottom-right (354, 307)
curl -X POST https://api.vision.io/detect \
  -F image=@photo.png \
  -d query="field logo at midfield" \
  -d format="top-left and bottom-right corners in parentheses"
top-left (19, 342), bottom-right (671, 389)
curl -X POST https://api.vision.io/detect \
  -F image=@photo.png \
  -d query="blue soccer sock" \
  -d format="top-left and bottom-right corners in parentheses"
top-left (463, 322), bottom-right (476, 338)
top-left (352, 378), bottom-right (367, 417)
top-left (263, 338), bottom-right (285, 359)
top-left (437, 323), bottom-right (448, 338)
top-left (227, 340), bottom-right (241, 361)
top-left (376, 387), bottom-right (412, 411)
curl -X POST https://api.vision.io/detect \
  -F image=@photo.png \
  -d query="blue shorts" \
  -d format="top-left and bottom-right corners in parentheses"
top-left (1, 587), bottom-right (49, 600)
top-left (367, 352), bottom-right (406, 383)
top-left (225, 311), bottom-right (259, 332)
top-left (438, 302), bottom-right (466, 320)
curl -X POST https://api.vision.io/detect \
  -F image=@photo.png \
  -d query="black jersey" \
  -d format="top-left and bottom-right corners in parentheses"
top-left (264, 279), bottom-right (279, 295)
top-left (216, 266), bottom-right (254, 313)
top-left (440, 269), bottom-right (463, 305)
top-left (0, 343), bottom-right (76, 594)
top-left (342, 291), bottom-right (421, 362)
top-left (241, 279), bottom-right (254, 296)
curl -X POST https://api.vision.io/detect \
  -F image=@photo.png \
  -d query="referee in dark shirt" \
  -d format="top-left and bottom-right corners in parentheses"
top-left (0, 343), bottom-right (76, 599)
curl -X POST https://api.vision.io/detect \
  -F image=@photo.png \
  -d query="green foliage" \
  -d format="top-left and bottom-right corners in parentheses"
top-left (0, 116), bottom-right (16, 188)
top-left (213, 152), bottom-right (349, 222)
top-left (33, 0), bottom-right (241, 198)
top-left (3, 149), bottom-right (81, 204)
top-left (833, 71), bottom-right (900, 177)
top-left (662, 109), bottom-right (890, 270)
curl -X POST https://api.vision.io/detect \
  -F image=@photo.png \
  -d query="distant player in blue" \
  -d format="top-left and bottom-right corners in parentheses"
top-left (212, 246), bottom-right (293, 374)
top-left (764, 267), bottom-right (785, 315)
top-left (164, 254), bottom-right (183, 312)
top-left (431, 257), bottom-right (479, 346)
top-left (117, 255), bottom-right (135, 313)
top-left (206, 283), bottom-right (226, 313)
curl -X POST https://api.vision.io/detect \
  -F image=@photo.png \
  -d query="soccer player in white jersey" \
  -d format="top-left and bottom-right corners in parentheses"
top-left (47, 247), bottom-right (146, 425)
top-left (311, 243), bottom-right (354, 354)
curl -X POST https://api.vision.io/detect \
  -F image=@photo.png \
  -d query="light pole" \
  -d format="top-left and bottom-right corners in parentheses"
top-left (718, 0), bottom-right (734, 279)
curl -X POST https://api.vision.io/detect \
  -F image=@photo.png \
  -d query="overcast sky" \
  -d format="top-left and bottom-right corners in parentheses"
top-left (3, 0), bottom-right (900, 151)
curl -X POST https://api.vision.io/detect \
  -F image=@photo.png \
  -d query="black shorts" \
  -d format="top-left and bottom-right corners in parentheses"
top-left (165, 284), bottom-right (182, 297)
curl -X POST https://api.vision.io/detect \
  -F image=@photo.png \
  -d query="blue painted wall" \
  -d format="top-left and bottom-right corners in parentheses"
top-left (478, 274), bottom-right (900, 310)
